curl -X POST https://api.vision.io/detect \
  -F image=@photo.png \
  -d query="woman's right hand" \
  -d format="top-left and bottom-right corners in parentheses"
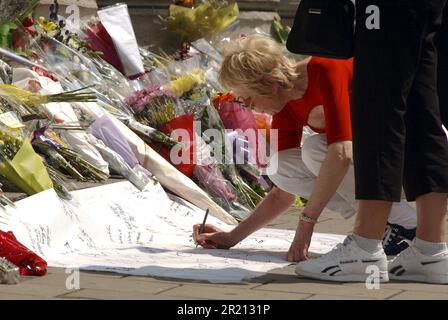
top-left (193, 224), bottom-right (237, 249)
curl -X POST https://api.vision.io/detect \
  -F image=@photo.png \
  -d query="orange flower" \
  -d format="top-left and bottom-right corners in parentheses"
top-left (212, 92), bottom-right (238, 107)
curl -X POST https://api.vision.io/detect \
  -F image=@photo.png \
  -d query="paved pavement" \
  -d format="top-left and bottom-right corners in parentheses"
top-left (1, 205), bottom-right (447, 300)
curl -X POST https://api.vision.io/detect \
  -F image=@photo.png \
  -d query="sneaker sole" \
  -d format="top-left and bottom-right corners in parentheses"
top-left (296, 268), bottom-right (389, 283)
top-left (389, 273), bottom-right (448, 284)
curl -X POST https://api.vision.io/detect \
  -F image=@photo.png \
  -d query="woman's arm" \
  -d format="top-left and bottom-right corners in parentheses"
top-left (194, 187), bottom-right (295, 248)
top-left (230, 186), bottom-right (296, 241)
top-left (286, 140), bottom-right (352, 261)
top-left (302, 140), bottom-right (352, 220)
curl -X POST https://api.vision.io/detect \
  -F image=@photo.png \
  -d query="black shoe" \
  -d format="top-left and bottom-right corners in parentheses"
top-left (382, 223), bottom-right (416, 256)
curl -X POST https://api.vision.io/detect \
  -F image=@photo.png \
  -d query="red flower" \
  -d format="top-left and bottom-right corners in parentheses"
top-left (22, 17), bottom-right (34, 28)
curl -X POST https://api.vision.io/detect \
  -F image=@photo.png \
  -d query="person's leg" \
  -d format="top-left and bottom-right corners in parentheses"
top-left (416, 193), bottom-right (446, 243)
top-left (389, 192), bottom-right (448, 284)
top-left (301, 134), bottom-right (356, 218)
top-left (353, 201), bottom-right (391, 240)
top-left (267, 148), bottom-right (317, 198)
top-left (296, 0), bottom-right (442, 282)
top-left (401, 0), bottom-right (448, 241)
top-left (268, 140), bottom-right (357, 217)
top-left (351, 0), bottom-right (440, 243)
top-left (267, 146), bottom-right (353, 212)
top-left (437, 3), bottom-right (448, 128)
top-left (388, 0), bottom-right (448, 283)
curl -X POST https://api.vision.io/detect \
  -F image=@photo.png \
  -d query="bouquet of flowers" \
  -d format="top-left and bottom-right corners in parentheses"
top-left (166, 69), bottom-right (206, 97)
top-left (125, 85), bottom-right (177, 130)
top-left (163, 0), bottom-right (239, 42)
top-left (0, 84), bottom-right (97, 108)
top-left (124, 85), bottom-right (180, 147)
top-left (199, 104), bottom-right (262, 213)
top-left (0, 116), bottom-right (53, 195)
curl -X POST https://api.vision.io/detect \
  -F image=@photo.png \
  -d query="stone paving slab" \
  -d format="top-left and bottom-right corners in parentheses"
top-left (252, 280), bottom-right (402, 299)
top-left (123, 275), bottom-right (262, 289)
top-left (156, 284), bottom-right (312, 300)
top-left (59, 288), bottom-right (185, 300)
top-left (389, 291), bottom-right (448, 300)
top-left (305, 294), bottom-right (374, 300)
top-left (344, 281), bottom-right (448, 294)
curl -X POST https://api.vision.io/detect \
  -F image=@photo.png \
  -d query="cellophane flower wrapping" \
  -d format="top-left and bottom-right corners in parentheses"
top-left (11, 67), bottom-right (110, 175)
top-left (0, 59), bottom-right (12, 85)
top-left (0, 113), bottom-right (53, 195)
top-left (86, 134), bottom-right (151, 191)
top-left (88, 114), bottom-right (140, 168)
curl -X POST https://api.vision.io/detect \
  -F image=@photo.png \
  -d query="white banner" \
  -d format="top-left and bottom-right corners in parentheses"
top-left (0, 181), bottom-right (344, 283)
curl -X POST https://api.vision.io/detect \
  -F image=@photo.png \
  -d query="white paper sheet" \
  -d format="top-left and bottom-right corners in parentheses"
top-left (0, 182), bottom-right (344, 283)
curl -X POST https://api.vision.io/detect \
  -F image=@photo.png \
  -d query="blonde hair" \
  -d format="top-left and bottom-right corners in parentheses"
top-left (219, 35), bottom-right (299, 96)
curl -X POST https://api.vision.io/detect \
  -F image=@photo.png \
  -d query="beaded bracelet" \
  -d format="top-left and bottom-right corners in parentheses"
top-left (299, 212), bottom-right (318, 224)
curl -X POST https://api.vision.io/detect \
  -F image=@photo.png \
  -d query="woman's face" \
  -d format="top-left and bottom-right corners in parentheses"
top-left (232, 87), bottom-right (285, 115)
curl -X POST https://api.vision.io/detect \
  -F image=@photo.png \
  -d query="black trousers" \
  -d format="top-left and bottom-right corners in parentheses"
top-left (352, 0), bottom-right (448, 201)
top-left (437, 4), bottom-right (448, 127)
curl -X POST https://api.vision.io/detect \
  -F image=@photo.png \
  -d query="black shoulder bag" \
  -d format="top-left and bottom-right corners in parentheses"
top-left (286, 0), bottom-right (355, 59)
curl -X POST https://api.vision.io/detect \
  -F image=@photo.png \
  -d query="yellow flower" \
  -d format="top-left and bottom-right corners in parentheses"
top-left (167, 1), bottom-right (239, 41)
top-left (167, 69), bottom-right (205, 97)
top-left (37, 16), bottom-right (58, 33)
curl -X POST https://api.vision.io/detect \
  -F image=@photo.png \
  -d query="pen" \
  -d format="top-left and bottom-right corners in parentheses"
top-left (196, 208), bottom-right (210, 248)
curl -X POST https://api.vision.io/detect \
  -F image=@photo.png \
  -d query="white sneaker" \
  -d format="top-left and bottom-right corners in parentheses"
top-left (295, 236), bottom-right (389, 282)
top-left (388, 245), bottom-right (448, 284)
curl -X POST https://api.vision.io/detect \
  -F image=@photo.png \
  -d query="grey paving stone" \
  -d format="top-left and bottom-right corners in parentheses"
top-left (389, 291), bottom-right (448, 300)
top-left (0, 282), bottom-right (81, 298)
top-left (253, 280), bottom-right (401, 299)
top-left (0, 291), bottom-right (52, 300)
top-left (344, 281), bottom-right (448, 294)
top-left (306, 294), bottom-right (374, 300)
top-left (123, 275), bottom-right (260, 289)
top-left (59, 288), bottom-right (172, 300)
top-left (157, 284), bottom-right (312, 300)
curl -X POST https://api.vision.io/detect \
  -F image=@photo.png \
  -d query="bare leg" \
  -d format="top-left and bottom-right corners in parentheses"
top-left (353, 200), bottom-right (392, 240)
top-left (415, 192), bottom-right (447, 243)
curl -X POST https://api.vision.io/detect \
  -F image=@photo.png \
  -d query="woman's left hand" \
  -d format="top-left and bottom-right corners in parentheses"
top-left (285, 220), bottom-right (315, 262)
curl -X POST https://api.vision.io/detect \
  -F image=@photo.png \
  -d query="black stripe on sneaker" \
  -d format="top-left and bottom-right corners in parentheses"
top-left (395, 269), bottom-right (406, 276)
top-left (362, 259), bottom-right (380, 263)
top-left (421, 260), bottom-right (442, 265)
top-left (321, 265), bottom-right (340, 273)
top-left (389, 265), bottom-right (403, 274)
top-left (329, 270), bottom-right (342, 276)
